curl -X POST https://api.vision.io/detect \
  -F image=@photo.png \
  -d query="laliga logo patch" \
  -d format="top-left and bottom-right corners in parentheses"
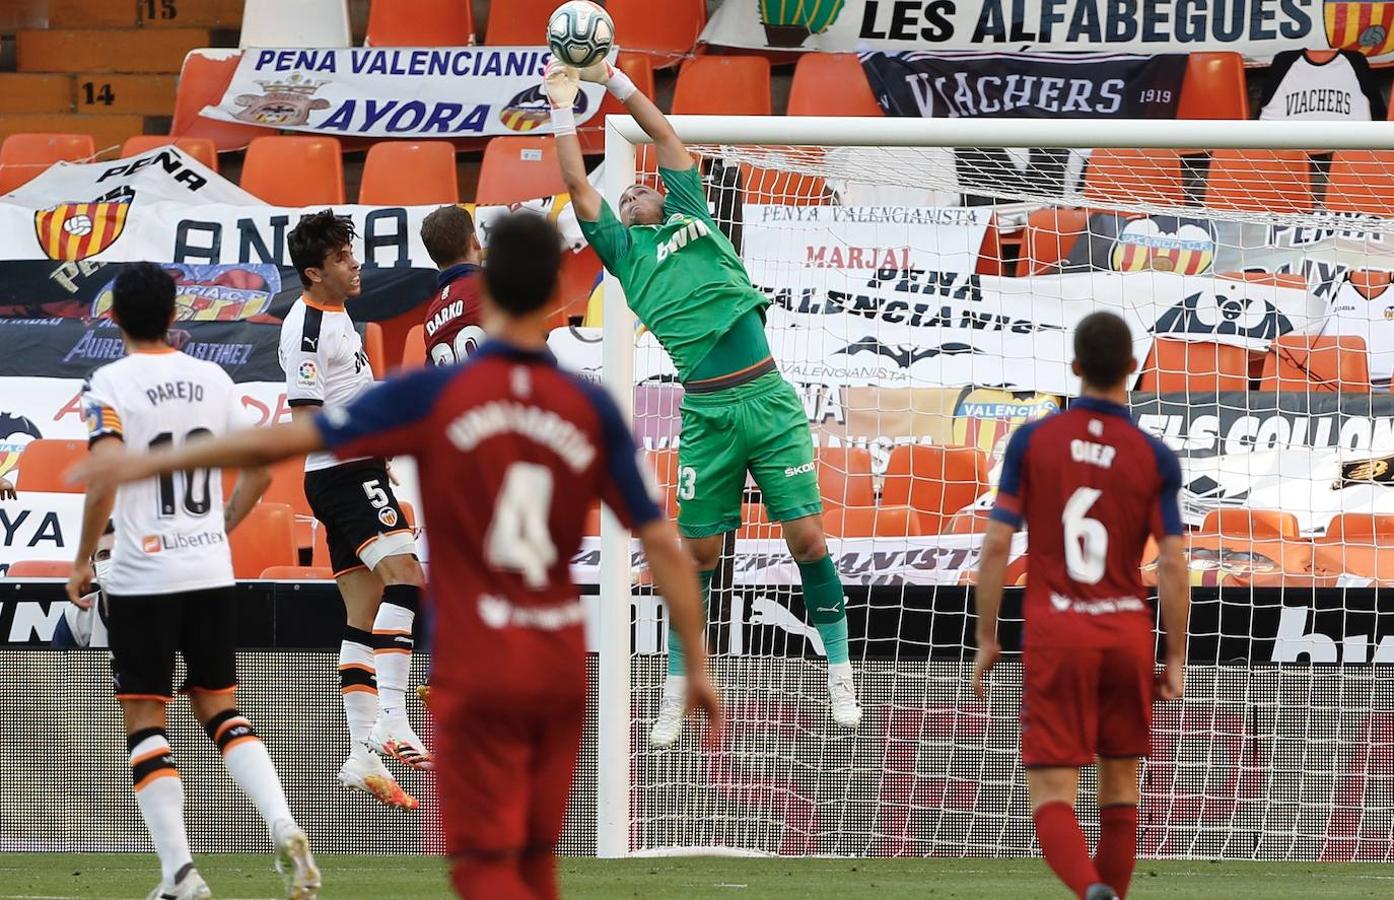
top-left (378, 507), bottom-right (399, 528)
top-left (1109, 216), bottom-right (1215, 274)
top-left (33, 186), bottom-right (134, 262)
top-left (1153, 283), bottom-right (1290, 343)
top-left (233, 73), bottom-right (330, 126)
top-left (500, 84), bottom-right (588, 133)
top-left (296, 360), bottom-right (318, 388)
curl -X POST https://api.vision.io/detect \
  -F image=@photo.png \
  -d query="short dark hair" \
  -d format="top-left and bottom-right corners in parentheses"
top-left (111, 262), bottom-right (176, 340)
top-left (288, 210), bottom-right (356, 288)
top-left (420, 205), bottom-right (476, 268)
top-left (1073, 311), bottom-right (1135, 389)
top-left (483, 212), bottom-right (561, 317)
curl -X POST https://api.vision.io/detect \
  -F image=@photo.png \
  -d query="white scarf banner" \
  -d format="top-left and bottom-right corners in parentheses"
top-left (0, 146), bottom-right (586, 265)
top-left (201, 47), bottom-right (608, 138)
top-left (700, 0), bottom-right (1394, 65)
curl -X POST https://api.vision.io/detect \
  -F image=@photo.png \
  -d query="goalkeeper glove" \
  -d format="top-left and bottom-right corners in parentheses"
top-left (579, 60), bottom-right (637, 102)
top-left (543, 61), bottom-right (580, 134)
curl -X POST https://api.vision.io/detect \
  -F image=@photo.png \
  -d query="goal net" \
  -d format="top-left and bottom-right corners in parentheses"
top-left (583, 118), bottom-right (1394, 862)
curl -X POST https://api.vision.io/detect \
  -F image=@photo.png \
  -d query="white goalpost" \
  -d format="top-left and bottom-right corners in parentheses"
top-left (591, 115), bottom-right (1394, 861)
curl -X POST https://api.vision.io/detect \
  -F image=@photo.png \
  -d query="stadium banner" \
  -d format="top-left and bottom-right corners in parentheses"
top-left (554, 270), bottom-right (1321, 393)
top-left (0, 492), bottom-right (84, 577)
top-left (200, 46), bottom-right (608, 138)
top-left (861, 51), bottom-right (1188, 119)
top-left (699, 0), bottom-right (1394, 65)
top-left (1133, 391), bottom-right (1394, 458)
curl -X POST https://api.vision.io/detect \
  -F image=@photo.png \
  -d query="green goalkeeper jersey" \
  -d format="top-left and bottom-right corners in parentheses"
top-left (578, 165), bottom-right (770, 383)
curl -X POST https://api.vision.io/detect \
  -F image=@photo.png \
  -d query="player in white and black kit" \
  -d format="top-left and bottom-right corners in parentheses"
top-left (65, 264), bottom-right (318, 900)
top-left (281, 212), bottom-right (430, 807)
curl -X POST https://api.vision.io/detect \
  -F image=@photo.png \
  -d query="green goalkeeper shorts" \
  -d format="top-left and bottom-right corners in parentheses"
top-left (675, 370), bottom-right (822, 538)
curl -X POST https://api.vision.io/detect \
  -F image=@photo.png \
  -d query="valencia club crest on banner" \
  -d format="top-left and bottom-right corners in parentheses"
top-left (33, 186), bottom-right (133, 261)
top-left (1325, 1), bottom-right (1394, 56)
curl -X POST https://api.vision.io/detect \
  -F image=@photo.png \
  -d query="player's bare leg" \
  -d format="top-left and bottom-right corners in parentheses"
top-left (1095, 757), bottom-right (1142, 899)
top-left (336, 568), bottom-right (417, 809)
top-left (1029, 767), bottom-right (1115, 900)
top-left (189, 689), bottom-right (320, 899)
top-left (783, 514), bottom-right (861, 729)
top-left (366, 550), bottom-right (433, 770)
top-left (651, 533), bottom-right (722, 748)
top-left (121, 699), bottom-right (210, 900)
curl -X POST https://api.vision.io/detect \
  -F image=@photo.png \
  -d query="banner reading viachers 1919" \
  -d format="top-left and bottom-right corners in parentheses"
top-left (701, 0), bottom-right (1394, 65)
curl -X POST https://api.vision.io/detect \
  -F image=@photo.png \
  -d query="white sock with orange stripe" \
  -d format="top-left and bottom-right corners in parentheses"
top-left (373, 586), bottom-right (419, 725)
top-left (340, 626), bottom-right (379, 744)
top-left (128, 728), bottom-right (193, 884)
top-left (205, 709), bottom-right (294, 838)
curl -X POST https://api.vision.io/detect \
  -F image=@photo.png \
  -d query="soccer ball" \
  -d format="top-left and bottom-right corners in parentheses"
top-left (547, 1), bottom-right (614, 69)
top-left (64, 214), bottom-right (93, 236)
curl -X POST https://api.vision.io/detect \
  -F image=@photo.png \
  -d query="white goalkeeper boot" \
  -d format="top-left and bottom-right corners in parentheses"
top-left (272, 820), bottom-right (321, 900)
top-left (147, 864), bottom-right (211, 900)
top-left (828, 665), bottom-right (862, 729)
top-left (649, 676), bottom-right (686, 748)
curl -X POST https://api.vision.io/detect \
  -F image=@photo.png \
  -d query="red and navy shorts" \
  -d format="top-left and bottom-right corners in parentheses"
top-left (1020, 640), bottom-right (1154, 768)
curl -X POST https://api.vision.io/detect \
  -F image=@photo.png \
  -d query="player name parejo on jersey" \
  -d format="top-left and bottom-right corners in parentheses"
top-left (142, 381), bottom-right (206, 406)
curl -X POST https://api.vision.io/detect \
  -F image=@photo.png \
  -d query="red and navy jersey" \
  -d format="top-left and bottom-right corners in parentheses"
top-left (315, 340), bottom-right (661, 704)
top-left (990, 396), bottom-right (1182, 649)
top-left (423, 263), bottom-right (484, 366)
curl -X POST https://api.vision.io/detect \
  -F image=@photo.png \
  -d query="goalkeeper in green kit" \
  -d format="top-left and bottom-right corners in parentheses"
top-left (544, 60), bottom-right (862, 746)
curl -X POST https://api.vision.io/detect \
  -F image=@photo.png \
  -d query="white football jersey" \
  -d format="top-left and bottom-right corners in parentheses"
top-left (83, 348), bottom-right (255, 596)
top-left (278, 297), bottom-right (374, 472)
top-left (1325, 278), bottom-right (1394, 387)
top-left (1259, 51), bottom-right (1382, 122)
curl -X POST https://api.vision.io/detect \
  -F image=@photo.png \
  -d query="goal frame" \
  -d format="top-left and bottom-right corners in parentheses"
top-left (593, 115), bottom-right (1394, 859)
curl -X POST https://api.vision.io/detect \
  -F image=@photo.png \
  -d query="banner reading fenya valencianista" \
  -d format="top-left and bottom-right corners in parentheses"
top-left (702, 0), bottom-right (1394, 65)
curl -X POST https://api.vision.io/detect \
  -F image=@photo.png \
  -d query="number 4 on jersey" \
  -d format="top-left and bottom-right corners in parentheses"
top-left (485, 462), bottom-right (559, 588)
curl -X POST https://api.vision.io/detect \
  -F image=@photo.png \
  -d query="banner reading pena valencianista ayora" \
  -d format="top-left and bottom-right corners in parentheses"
top-left (702, 0), bottom-right (1394, 65)
top-left (201, 46), bottom-right (610, 138)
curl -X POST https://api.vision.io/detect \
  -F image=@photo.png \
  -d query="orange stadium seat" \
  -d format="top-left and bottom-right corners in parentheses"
top-left (241, 136), bottom-right (345, 206)
top-left (476, 136), bottom-right (566, 204)
top-left (583, 503), bottom-right (602, 537)
top-left (1205, 150), bottom-right (1313, 214)
top-left (1325, 150), bottom-right (1394, 216)
top-left (0, 132), bottom-right (96, 194)
top-left (169, 50), bottom-right (264, 152)
top-left (229, 502), bottom-right (297, 578)
top-left (14, 439), bottom-right (86, 493)
top-left (578, 52), bottom-right (655, 154)
top-left (740, 155), bottom-right (833, 206)
top-left (816, 447), bottom-right (875, 509)
top-left (789, 53), bottom-right (883, 117)
top-left (366, 0), bottom-right (476, 46)
top-left (647, 449), bottom-right (681, 518)
top-left (606, 0), bottom-right (706, 66)
top-left (824, 505), bottom-right (928, 538)
top-left (1138, 339), bottom-right (1251, 394)
top-left (258, 565), bottom-right (334, 579)
top-left (1200, 508), bottom-right (1300, 540)
top-left (556, 246), bottom-right (602, 327)
top-left (120, 135), bottom-right (219, 172)
top-left (1083, 148), bottom-right (1185, 208)
top-left (1260, 334), bottom-right (1370, 393)
top-left (673, 56), bottom-right (771, 116)
top-left (363, 323), bottom-right (386, 379)
top-left (736, 502), bottom-right (780, 539)
top-left (1177, 52), bottom-right (1249, 120)
top-left (5, 560), bottom-right (73, 578)
top-left (1321, 514), bottom-right (1394, 546)
top-left (976, 216), bottom-right (1008, 276)
top-left (359, 141), bottom-right (459, 205)
top-left (881, 445), bottom-right (989, 535)
top-left (483, 0), bottom-right (554, 45)
top-left (943, 509), bottom-right (992, 534)
top-left (399, 324), bottom-right (428, 371)
top-left (1021, 207), bottom-right (1090, 276)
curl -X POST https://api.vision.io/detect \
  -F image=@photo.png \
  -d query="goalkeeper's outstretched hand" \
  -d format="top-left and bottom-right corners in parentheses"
top-left (543, 60), bottom-right (580, 109)
top-left (577, 59), bottom-right (615, 85)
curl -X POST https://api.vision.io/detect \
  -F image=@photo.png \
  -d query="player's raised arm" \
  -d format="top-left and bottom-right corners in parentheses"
top-left (544, 63), bottom-right (603, 222)
top-left (579, 60), bottom-right (691, 172)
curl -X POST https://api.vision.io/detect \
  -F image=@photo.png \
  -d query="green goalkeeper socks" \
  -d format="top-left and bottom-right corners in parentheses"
top-left (667, 568), bottom-right (713, 677)
top-left (799, 555), bottom-right (850, 665)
